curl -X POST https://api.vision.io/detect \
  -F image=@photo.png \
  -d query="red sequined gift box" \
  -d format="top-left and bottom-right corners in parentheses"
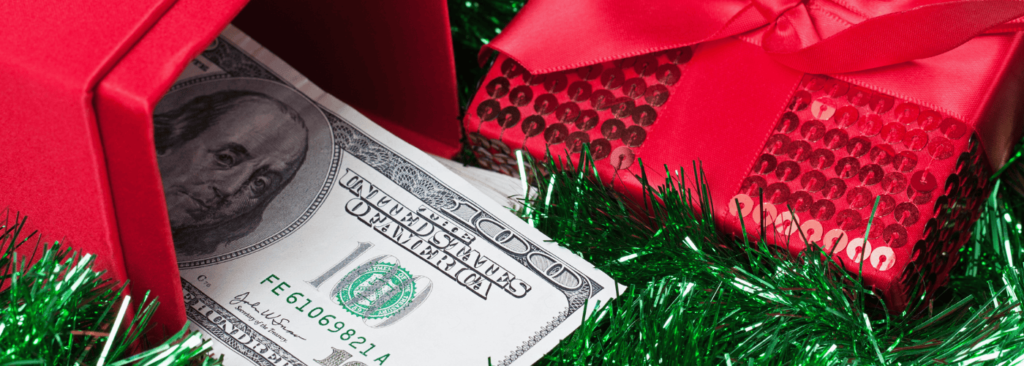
top-left (463, 0), bottom-right (1024, 309)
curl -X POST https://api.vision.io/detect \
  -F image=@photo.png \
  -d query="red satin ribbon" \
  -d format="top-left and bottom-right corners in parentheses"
top-left (486, 0), bottom-right (1024, 75)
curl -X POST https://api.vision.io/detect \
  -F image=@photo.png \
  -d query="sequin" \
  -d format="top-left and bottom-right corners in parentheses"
top-left (487, 77), bottom-right (511, 98)
top-left (778, 112), bottom-right (800, 133)
top-left (823, 178), bottom-right (847, 199)
top-left (631, 105), bottom-right (658, 126)
top-left (811, 97), bottom-right (837, 120)
top-left (869, 144), bottom-right (896, 165)
top-left (633, 55), bottom-right (659, 77)
top-left (860, 114), bottom-right (885, 136)
top-left (847, 136), bottom-right (871, 157)
top-left (602, 119), bottom-right (626, 140)
top-left (752, 155), bottom-right (777, 174)
top-left (477, 99), bottom-right (500, 121)
top-left (590, 89), bottom-right (616, 110)
top-left (766, 183), bottom-right (791, 204)
top-left (940, 118), bottom-right (967, 139)
top-left (801, 170), bottom-right (827, 192)
top-left (656, 64), bottom-right (682, 85)
top-left (544, 73), bottom-right (568, 93)
top-left (882, 172), bottom-right (908, 194)
top-left (567, 131), bottom-right (591, 153)
top-left (869, 94), bottom-right (894, 114)
top-left (644, 85), bottom-right (670, 107)
top-left (918, 110), bottom-right (942, 131)
top-left (509, 85), bottom-right (534, 106)
top-left (567, 81), bottom-right (592, 102)
top-left (522, 115), bottom-right (546, 138)
top-left (870, 246), bottom-right (896, 270)
top-left (610, 146), bottom-right (635, 170)
top-left (600, 68), bottom-right (625, 89)
top-left (811, 200), bottom-right (837, 221)
top-left (883, 224), bottom-right (908, 248)
top-left (575, 110), bottom-right (600, 130)
top-left (903, 129), bottom-right (929, 151)
top-left (880, 123), bottom-right (907, 144)
top-left (819, 79), bottom-right (847, 98)
top-left (894, 103), bottom-right (920, 124)
top-left (664, 46), bottom-right (694, 64)
top-left (534, 94), bottom-right (559, 115)
top-left (834, 157), bottom-right (860, 179)
top-left (807, 149), bottom-right (835, 169)
top-left (623, 126), bottom-right (647, 147)
top-left (610, 99), bottom-right (635, 118)
top-left (823, 129), bottom-right (849, 150)
top-left (741, 176), bottom-right (769, 196)
top-left (555, 102), bottom-right (581, 123)
top-left (591, 138), bottom-right (612, 160)
top-left (789, 191), bottom-right (814, 212)
top-left (836, 210), bottom-right (863, 231)
top-left (576, 64), bottom-right (603, 80)
top-left (834, 106), bottom-right (859, 128)
top-left (910, 170), bottom-right (937, 193)
top-left (544, 124), bottom-right (568, 145)
top-left (776, 161), bottom-right (801, 181)
top-left (823, 228), bottom-right (848, 252)
top-left (497, 106), bottom-right (521, 128)
top-left (786, 140), bottom-right (812, 161)
top-left (622, 78), bottom-right (647, 99)
top-left (791, 91), bottom-right (813, 111)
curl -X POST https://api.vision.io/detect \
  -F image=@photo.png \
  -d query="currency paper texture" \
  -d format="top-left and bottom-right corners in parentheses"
top-left (156, 25), bottom-right (618, 366)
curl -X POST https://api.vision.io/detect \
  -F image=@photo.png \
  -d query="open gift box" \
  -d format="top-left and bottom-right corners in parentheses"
top-left (1, 0), bottom-right (462, 332)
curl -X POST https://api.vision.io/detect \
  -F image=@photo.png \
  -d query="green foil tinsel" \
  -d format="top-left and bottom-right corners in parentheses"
top-left (0, 213), bottom-right (222, 366)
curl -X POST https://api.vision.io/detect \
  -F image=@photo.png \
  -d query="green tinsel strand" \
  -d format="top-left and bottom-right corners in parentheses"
top-left (0, 213), bottom-right (221, 366)
top-left (507, 148), bottom-right (1024, 365)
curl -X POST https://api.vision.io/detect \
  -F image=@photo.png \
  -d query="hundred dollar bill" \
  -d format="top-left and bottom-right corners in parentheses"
top-left (157, 25), bottom-right (618, 366)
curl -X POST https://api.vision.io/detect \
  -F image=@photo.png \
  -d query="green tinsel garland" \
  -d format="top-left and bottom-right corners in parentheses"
top-left (512, 152), bottom-right (1024, 365)
top-left (0, 213), bottom-right (221, 366)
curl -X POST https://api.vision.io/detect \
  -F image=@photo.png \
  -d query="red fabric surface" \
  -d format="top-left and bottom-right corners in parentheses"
top-left (232, 0), bottom-right (462, 158)
top-left (465, 0), bottom-right (1024, 309)
top-left (486, 0), bottom-right (1024, 75)
top-left (0, 0), bottom-right (175, 290)
top-left (96, 0), bottom-right (249, 335)
top-left (7, 0), bottom-right (459, 334)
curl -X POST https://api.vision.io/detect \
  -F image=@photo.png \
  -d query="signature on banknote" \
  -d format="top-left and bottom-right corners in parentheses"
top-left (230, 292), bottom-right (307, 342)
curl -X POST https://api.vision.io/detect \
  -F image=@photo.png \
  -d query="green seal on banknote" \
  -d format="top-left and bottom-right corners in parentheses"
top-left (336, 262), bottom-right (416, 319)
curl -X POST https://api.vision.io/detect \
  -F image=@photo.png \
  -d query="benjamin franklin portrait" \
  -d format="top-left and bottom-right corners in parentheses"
top-left (155, 90), bottom-right (309, 256)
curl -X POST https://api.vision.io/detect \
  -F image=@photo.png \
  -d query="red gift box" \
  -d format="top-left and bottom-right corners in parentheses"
top-left (464, 0), bottom-right (1024, 309)
top-left (2, 0), bottom-right (461, 332)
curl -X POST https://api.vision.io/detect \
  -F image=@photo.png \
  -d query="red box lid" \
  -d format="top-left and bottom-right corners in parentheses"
top-left (0, 0), bottom-right (179, 311)
top-left (4, 0), bottom-right (462, 333)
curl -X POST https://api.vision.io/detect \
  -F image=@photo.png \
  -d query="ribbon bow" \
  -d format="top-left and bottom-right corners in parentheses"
top-left (486, 0), bottom-right (1024, 75)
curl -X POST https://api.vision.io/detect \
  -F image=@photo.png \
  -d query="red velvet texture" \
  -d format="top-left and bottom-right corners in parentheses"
top-left (232, 0), bottom-right (462, 158)
top-left (96, 0), bottom-right (461, 332)
top-left (1, 0), bottom-right (177, 316)
top-left (464, 1), bottom-right (1024, 309)
top-left (96, 0), bottom-right (249, 336)
top-left (5, 0), bottom-right (461, 334)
